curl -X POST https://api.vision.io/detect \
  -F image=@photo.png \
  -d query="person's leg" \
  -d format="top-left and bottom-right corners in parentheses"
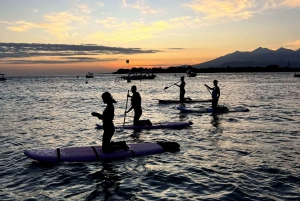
top-left (212, 99), bottom-right (217, 109)
top-left (134, 109), bottom-right (142, 126)
top-left (102, 127), bottom-right (115, 153)
top-left (180, 92), bottom-right (184, 102)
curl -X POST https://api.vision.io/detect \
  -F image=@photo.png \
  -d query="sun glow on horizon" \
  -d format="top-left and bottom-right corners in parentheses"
top-left (0, 0), bottom-right (300, 76)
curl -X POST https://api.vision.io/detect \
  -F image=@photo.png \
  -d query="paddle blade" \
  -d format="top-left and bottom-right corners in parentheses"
top-left (164, 87), bottom-right (168, 90)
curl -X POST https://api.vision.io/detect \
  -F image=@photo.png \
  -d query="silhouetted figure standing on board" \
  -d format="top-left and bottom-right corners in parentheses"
top-left (125, 85), bottom-right (143, 126)
top-left (91, 92), bottom-right (128, 152)
top-left (205, 80), bottom-right (220, 109)
top-left (176, 76), bottom-right (186, 103)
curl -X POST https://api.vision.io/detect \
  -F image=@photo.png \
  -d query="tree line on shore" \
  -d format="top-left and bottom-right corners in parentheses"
top-left (113, 65), bottom-right (300, 74)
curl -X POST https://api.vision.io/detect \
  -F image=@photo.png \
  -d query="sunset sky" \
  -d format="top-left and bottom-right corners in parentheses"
top-left (1, 0), bottom-right (300, 76)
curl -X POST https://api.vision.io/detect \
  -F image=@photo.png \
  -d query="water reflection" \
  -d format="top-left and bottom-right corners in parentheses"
top-left (211, 114), bottom-right (221, 127)
top-left (87, 162), bottom-right (121, 200)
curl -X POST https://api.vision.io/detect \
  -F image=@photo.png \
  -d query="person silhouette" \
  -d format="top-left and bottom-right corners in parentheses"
top-left (125, 86), bottom-right (143, 126)
top-left (91, 92), bottom-right (128, 152)
top-left (176, 76), bottom-right (186, 103)
top-left (205, 80), bottom-right (220, 109)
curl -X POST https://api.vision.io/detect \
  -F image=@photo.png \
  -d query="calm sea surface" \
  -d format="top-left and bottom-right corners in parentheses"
top-left (0, 72), bottom-right (299, 201)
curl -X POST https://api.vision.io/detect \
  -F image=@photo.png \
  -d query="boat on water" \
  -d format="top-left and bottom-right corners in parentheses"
top-left (186, 70), bottom-right (197, 77)
top-left (86, 72), bottom-right (94, 78)
top-left (0, 74), bottom-right (7, 81)
top-left (115, 71), bottom-right (157, 82)
top-left (294, 72), bottom-right (300, 77)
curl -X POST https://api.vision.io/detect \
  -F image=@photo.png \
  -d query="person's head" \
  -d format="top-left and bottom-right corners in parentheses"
top-left (131, 85), bottom-right (137, 93)
top-left (213, 80), bottom-right (218, 86)
top-left (181, 76), bottom-right (184, 81)
top-left (102, 92), bottom-right (117, 104)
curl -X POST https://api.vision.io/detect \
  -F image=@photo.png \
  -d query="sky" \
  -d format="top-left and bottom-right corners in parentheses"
top-left (1, 0), bottom-right (300, 76)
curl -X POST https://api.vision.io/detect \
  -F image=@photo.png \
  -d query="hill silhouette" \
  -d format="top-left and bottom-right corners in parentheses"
top-left (193, 47), bottom-right (300, 68)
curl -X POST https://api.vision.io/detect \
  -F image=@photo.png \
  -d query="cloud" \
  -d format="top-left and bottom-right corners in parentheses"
top-left (0, 42), bottom-right (160, 62)
top-left (122, 0), bottom-right (163, 14)
top-left (78, 4), bottom-right (92, 13)
top-left (280, 0), bottom-right (300, 8)
top-left (0, 42), bottom-right (160, 64)
top-left (95, 17), bottom-right (128, 29)
top-left (6, 21), bottom-right (42, 32)
top-left (94, 17), bottom-right (175, 43)
top-left (1, 10), bottom-right (89, 39)
top-left (284, 39), bottom-right (300, 49)
top-left (98, 2), bottom-right (104, 7)
top-left (3, 57), bottom-right (117, 64)
top-left (183, 0), bottom-right (256, 21)
top-left (183, 0), bottom-right (300, 22)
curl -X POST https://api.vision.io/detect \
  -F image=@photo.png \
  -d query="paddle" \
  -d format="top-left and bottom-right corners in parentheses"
top-left (164, 81), bottom-right (181, 90)
top-left (204, 84), bottom-right (212, 95)
top-left (123, 90), bottom-right (130, 128)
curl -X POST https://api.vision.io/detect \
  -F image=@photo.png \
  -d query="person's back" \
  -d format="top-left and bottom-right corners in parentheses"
top-left (131, 91), bottom-right (142, 111)
top-left (212, 86), bottom-right (220, 100)
top-left (102, 103), bottom-right (114, 129)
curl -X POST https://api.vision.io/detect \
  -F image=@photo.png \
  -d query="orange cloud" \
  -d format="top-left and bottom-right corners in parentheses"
top-left (284, 39), bottom-right (300, 49)
top-left (7, 21), bottom-right (42, 32)
top-left (183, 0), bottom-right (300, 22)
top-left (93, 18), bottom-right (173, 43)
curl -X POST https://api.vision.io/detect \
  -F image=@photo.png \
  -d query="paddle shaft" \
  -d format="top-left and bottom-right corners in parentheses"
top-left (205, 85), bottom-right (212, 95)
top-left (164, 80), bottom-right (181, 90)
top-left (123, 90), bottom-right (130, 127)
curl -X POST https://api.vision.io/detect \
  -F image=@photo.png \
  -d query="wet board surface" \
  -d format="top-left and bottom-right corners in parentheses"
top-left (158, 99), bottom-right (211, 104)
top-left (24, 142), bottom-right (180, 163)
top-left (96, 121), bottom-right (193, 130)
top-left (177, 106), bottom-right (250, 113)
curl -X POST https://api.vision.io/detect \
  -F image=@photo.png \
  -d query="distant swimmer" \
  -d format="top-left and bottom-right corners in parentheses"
top-left (176, 76), bottom-right (186, 103)
top-left (125, 85), bottom-right (151, 126)
top-left (91, 92), bottom-right (128, 152)
top-left (205, 80), bottom-right (220, 109)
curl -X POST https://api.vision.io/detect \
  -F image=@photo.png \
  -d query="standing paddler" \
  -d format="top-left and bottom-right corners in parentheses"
top-left (205, 80), bottom-right (220, 109)
top-left (176, 76), bottom-right (186, 103)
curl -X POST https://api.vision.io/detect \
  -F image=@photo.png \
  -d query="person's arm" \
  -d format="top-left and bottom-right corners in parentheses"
top-left (204, 84), bottom-right (213, 90)
top-left (91, 112), bottom-right (103, 119)
top-left (126, 106), bottom-right (133, 113)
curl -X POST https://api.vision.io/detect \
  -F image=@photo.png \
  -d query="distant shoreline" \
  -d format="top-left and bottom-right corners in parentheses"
top-left (112, 66), bottom-right (300, 74)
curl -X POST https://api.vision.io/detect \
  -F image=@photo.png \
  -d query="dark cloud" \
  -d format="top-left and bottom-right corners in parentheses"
top-left (0, 42), bottom-right (161, 59)
top-left (2, 57), bottom-right (118, 64)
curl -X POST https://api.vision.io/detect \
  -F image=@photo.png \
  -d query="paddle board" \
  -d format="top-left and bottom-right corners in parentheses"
top-left (96, 121), bottom-right (193, 130)
top-left (24, 141), bottom-right (180, 163)
top-left (177, 106), bottom-right (249, 113)
top-left (158, 99), bottom-right (211, 104)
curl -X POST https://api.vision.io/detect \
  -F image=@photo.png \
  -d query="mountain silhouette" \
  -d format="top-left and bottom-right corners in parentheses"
top-left (193, 47), bottom-right (300, 68)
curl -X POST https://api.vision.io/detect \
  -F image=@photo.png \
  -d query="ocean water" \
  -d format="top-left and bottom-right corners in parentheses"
top-left (0, 72), bottom-right (299, 201)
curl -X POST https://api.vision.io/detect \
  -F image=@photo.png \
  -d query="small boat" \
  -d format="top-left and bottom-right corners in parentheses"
top-left (294, 72), bottom-right (300, 77)
top-left (86, 72), bottom-right (94, 78)
top-left (186, 70), bottom-right (197, 77)
top-left (115, 71), bottom-right (157, 82)
top-left (0, 74), bottom-right (7, 81)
